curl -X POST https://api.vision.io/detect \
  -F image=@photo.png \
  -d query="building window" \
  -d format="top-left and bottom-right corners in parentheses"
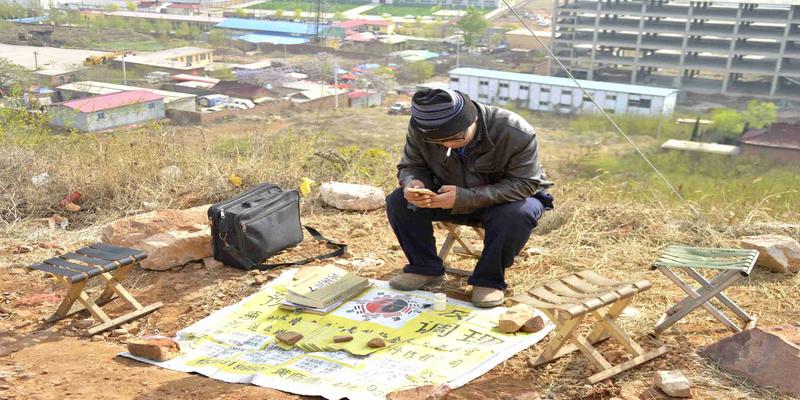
top-left (607, 94), bottom-right (617, 101)
top-left (540, 87), bottom-right (550, 93)
top-left (499, 96), bottom-right (510, 102)
top-left (499, 82), bottom-right (509, 88)
top-left (604, 108), bottom-right (615, 114)
top-left (627, 98), bottom-right (652, 108)
top-left (562, 89), bottom-right (572, 96)
top-left (520, 85), bottom-right (529, 90)
top-left (478, 94), bottom-right (488, 99)
top-left (479, 80), bottom-right (489, 86)
top-left (539, 101), bottom-right (549, 107)
top-left (450, 77), bottom-right (459, 83)
top-left (97, 112), bottom-right (106, 120)
top-left (148, 103), bottom-right (156, 109)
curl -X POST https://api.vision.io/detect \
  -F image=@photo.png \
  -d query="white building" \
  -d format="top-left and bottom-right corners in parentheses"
top-left (448, 67), bottom-right (679, 116)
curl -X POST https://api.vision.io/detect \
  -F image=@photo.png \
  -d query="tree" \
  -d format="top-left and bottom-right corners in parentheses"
top-left (235, 7), bottom-right (246, 17)
top-left (457, 7), bottom-right (488, 48)
top-left (106, 3), bottom-right (119, 12)
top-left (138, 19), bottom-right (154, 34)
top-left (711, 108), bottom-right (744, 137)
top-left (742, 100), bottom-right (777, 129)
top-left (333, 12), bottom-right (345, 22)
top-left (126, 1), bottom-right (137, 11)
top-left (208, 29), bottom-right (228, 47)
top-left (0, 58), bottom-right (30, 91)
top-left (294, 8), bottom-right (303, 20)
top-left (399, 60), bottom-right (434, 83)
top-left (275, 9), bottom-right (284, 19)
top-left (176, 22), bottom-right (190, 38)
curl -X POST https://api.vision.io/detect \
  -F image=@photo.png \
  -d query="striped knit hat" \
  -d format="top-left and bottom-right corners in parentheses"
top-left (410, 89), bottom-right (478, 140)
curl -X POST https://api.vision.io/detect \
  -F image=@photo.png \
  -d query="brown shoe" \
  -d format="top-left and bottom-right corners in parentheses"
top-left (471, 286), bottom-right (505, 308)
top-left (389, 273), bottom-right (443, 291)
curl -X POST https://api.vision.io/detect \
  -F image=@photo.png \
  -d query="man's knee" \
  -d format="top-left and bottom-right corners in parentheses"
top-left (484, 198), bottom-right (544, 229)
top-left (386, 188), bottom-right (407, 216)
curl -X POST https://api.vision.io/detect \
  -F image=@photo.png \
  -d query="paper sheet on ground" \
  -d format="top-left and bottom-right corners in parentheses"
top-left (121, 269), bottom-right (554, 400)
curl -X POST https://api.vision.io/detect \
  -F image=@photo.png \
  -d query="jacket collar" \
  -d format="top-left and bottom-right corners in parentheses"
top-left (471, 102), bottom-right (495, 156)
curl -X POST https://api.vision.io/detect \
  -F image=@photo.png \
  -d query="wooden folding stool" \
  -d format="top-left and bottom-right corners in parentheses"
top-left (512, 270), bottom-right (669, 384)
top-left (651, 245), bottom-right (758, 335)
top-left (437, 222), bottom-right (484, 276)
top-left (28, 243), bottom-right (163, 335)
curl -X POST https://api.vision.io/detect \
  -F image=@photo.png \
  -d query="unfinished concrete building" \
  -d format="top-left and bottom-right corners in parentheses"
top-left (548, 0), bottom-right (800, 100)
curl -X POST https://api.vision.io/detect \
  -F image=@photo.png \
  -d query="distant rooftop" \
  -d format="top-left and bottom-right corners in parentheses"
top-left (59, 91), bottom-right (163, 113)
top-left (108, 11), bottom-right (224, 23)
top-left (57, 81), bottom-right (195, 103)
top-left (449, 67), bottom-right (680, 97)
top-left (216, 18), bottom-right (331, 36)
top-left (335, 19), bottom-right (392, 29)
top-left (237, 33), bottom-right (309, 45)
top-left (741, 122), bottom-right (800, 151)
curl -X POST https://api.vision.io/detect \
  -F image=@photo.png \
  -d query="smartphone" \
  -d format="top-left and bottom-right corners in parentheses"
top-left (407, 188), bottom-right (437, 196)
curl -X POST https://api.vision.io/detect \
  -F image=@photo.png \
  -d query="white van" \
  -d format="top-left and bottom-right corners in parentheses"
top-left (229, 98), bottom-right (255, 109)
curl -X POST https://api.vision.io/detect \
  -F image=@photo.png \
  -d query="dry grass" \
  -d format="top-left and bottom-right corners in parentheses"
top-left (1, 107), bottom-right (799, 399)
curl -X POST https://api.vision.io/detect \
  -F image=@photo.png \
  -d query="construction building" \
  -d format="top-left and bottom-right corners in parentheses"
top-left (449, 67), bottom-right (678, 115)
top-left (548, 0), bottom-right (800, 100)
top-left (112, 47), bottom-right (213, 74)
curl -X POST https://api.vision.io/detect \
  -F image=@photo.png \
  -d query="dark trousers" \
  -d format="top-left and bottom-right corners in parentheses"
top-left (385, 188), bottom-right (545, 290)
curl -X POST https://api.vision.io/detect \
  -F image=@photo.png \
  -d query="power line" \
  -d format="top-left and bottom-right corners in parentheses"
top-left (500, 0), bottom-right (699, 216)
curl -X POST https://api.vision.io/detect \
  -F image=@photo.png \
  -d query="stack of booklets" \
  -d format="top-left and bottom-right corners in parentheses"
top-left (280, 265), bottom-right (371, 314)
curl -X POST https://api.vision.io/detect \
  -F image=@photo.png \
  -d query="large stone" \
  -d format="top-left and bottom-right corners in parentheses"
top-left (498, 305), bottom-right (535, 333)
top-left (387, 384), bottom-right (451, 400)
top-left (319, 182), bottom-right (385, 211)
top-left (101, 205), bottom-right (212, 270)
top-left (127, 337), bottom-right (181, 362)
top-left (700, 325), bottom-right (800, 396)
top-left (740, 234), bottom-right (800, 273)
top-left (654, 370), bottom-right (692, 398)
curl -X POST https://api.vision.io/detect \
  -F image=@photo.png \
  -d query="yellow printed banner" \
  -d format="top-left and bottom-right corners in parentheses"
top-left (122, 270), bottom-right (553, 400)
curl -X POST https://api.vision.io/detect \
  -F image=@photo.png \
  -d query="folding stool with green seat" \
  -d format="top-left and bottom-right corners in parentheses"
top-left (651, 245), bottom-right (758, 335)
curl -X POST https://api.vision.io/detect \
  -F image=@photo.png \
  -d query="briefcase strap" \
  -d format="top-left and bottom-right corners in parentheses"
top-left (223, 226), bottom-right (347, 271)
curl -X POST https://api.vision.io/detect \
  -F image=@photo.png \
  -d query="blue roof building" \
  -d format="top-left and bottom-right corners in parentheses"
top-left (449, 67), bottom-right (679, 116)
top-left (215, 18), bottom-right (343, 45)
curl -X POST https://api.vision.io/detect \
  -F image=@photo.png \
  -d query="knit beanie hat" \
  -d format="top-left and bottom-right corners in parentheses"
top-left (410, 88), bottom-right (478, 140)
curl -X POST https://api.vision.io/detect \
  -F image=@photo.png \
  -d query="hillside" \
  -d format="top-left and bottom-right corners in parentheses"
top-left (1, 106), bottom-right (799, 400)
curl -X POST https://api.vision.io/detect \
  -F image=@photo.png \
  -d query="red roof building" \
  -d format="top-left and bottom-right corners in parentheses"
top-left (334, 19), bottom-right (394, 35)
top-left (60, 91), bottom-right (163, 113)
top-left (50, 91), bottom-right (165, 132)
top-left (740, 122), bottom-right (800, 162)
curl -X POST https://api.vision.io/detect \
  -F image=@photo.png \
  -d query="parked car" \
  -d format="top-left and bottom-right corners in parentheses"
top-left (388, 102), bottom-right (410, 115)
top-left (221, 103), bottom-right (248, 111)
top-left (228, 98), bottom-right (255, 109)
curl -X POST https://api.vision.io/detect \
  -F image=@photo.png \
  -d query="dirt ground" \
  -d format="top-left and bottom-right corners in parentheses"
top-left (2, 108), bottom-right (799, 400)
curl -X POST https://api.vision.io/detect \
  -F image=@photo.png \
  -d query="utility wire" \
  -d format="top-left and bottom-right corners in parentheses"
top-left (500, 0), bottom-right (700, 216)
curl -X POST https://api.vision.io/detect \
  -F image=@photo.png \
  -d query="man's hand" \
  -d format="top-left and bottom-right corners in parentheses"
top-left (403, 180), bottom-right (434, 208)
top-left (428, 185), bottom-right (457, 209)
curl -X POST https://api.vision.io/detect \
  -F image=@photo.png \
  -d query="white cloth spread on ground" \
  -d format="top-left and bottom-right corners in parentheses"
top-left (121, 269), bottom-right (553, 400)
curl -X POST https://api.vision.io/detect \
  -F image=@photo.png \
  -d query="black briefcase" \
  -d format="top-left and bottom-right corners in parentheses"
top-left (208, 183), bottom-right (346, 270)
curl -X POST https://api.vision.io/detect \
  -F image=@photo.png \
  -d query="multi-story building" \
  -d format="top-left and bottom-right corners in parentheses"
top-left (548, 0), bottom-right (800, 100)
top-left (328, 0), bottom-right (498, 9)
top-left (449, 67), bottom-right (678, 116)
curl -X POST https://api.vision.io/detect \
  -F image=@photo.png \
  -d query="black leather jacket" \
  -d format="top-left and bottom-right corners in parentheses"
top-left (397, 101), bottom-right (553, 214)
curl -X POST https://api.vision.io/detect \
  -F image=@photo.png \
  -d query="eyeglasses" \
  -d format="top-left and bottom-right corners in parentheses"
top-left (422, 130), bottom-right (467, 144)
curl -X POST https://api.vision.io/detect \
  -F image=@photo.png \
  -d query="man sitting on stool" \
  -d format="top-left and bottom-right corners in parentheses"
top-left (386, 88), bottom-right (553, 308)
